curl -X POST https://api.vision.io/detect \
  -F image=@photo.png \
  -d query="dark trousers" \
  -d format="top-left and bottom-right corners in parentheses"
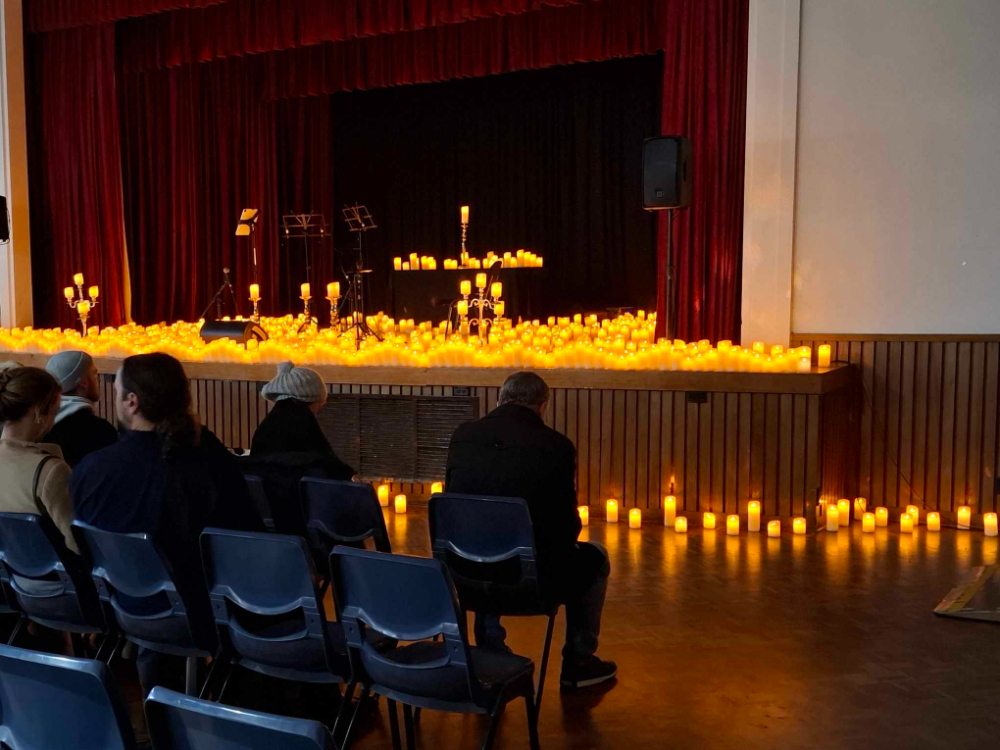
top-left (474, 541), bottom-right (610, 663)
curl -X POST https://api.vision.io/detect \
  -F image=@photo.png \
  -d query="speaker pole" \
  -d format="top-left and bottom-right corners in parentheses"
top-left (666, 208), bottom-right (676, 342)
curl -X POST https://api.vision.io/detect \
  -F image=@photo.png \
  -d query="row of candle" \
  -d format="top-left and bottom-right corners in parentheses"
top-left (394, 249), bottom-right (544, 271)
top-left (589, 497), bottom-right (999, 536)
top-left (375, 482), bottom-right (445, 514)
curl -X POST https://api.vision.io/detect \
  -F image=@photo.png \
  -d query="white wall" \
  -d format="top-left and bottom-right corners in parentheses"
top-left (791, 0), bottom-right (1000, 334)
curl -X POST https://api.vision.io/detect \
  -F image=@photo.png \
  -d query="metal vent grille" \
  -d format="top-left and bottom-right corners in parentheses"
top-left (317, 395), bottom-right (478, 482)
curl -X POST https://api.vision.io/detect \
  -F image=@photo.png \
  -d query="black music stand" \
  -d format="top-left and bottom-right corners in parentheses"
top-left (340, 204), bottom-right (381, 348)
top-left (282, 214), bottom-right (328, 292)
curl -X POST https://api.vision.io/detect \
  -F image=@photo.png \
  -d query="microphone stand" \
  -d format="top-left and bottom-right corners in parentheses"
top-left (200, 267), bottom-right (240, 321)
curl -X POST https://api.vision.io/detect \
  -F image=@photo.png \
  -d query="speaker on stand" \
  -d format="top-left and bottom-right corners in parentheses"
top-left (642, 136), bottom-right (692, 342)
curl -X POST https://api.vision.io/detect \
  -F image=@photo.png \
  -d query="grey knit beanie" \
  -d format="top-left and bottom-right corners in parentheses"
top-left (261, 361), bottom-right (327, 404)
top-left (46, 351), bottom-right (93, 391)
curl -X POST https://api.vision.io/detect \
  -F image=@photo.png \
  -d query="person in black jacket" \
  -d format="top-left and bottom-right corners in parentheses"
top-left (446, 371), bottom-right (616, 690)
top-left (72, 353), bottom-right (263, 695)
top-left (43, 351), bottom-right (117, 467)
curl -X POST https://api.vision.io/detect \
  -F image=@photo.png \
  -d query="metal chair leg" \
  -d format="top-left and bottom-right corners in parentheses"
top-left (386, 699), bottom-right (402, 750)
top-left (340, 685), bottom-right (369, 750)
top-left (331, 680), bottom-right (358, 740)
top-left (97, 633), bottom-right (123, 665)
top-left (525, 694), bottom-right (540, 750)
top-left (480, 706), bottom-right (504, 750)
top-left (535, 613), bottom-right (556, 713)
top-left (216, 660), bottom-right (237, 704)
top-left (198, 655), bottom-right (226, 700)
top-left (184, 656), bottom-right (199, 695)
top-left (6, 616), bottom-right (25, 646)
top-left (403, 704), bottom-right (416, 750)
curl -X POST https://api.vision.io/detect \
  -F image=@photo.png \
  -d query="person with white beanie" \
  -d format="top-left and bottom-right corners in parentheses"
top-left (42, 351), bottom-right (117, 467)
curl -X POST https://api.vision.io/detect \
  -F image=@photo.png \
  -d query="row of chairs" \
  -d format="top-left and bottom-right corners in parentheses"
top-left (0, 478), bottom-right (556, 750)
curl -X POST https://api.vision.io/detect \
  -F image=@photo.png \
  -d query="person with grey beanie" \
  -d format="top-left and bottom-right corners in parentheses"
top-left (42, 351), bottom-right (117, 467)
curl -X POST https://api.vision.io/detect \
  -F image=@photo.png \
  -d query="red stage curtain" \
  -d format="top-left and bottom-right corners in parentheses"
top-left (26, 23), bottom-right (129, 327)
top-left (25, 0), bottom-right (224, 33)
top-left (118, 59), bottom-right (279, 324)
top-left (118, 0), bottom-right (589, 73)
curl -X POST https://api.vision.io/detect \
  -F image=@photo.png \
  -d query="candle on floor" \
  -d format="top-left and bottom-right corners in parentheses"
top-left (703, 512), bottom-right (716, 530)
top-left (393, 257), bottom-right (403, 270)
top-left (826, 505), bottom-right (840, 531)
top-left (674, 516), bottom-right (688, 533)
top-left (875, 507), bottom-right (889, 527)
top-left (926, 512), bottom-right (941, 532)
top-left (837, 499), bottom-right (850, 526)
top-left (663, 495), bottom-right (677, 527)
top-left (394, 494), bottom-right (407, 514)
top-left (900, 513), bottom-right (914, 533)
top-left (727, 515), bottom-right (740, 536)
top-left (377, 484), bottom-right (390, 507)
top-left (431, 481), bottom-right (443, 494)
top-left (906, 505), bottom-right (920, 525)
top-left (818, 344), bottom-right (832, 368)
top-left (862, 512), bottom-right (875, 532)
top-left (957, 505), bottom-right (972, 530)
top-left (606, 499), bottom-right (618, 523)
top-left (402, 262), bottom-right (410, 271)
top-left (748, 501), bottom-right (761, 532)
top-left (854, 497), bottom-right (867, 520)
top-left (985, 513), bottom-right (999, 537)
top-left (578, 506), bottom-right (589, 527)
top-left (793, 517), bottom-right (807, 535)
top-left (629, 509), bottom-right (642, 529)
top-left (768, 520), bottom-right (781, 538)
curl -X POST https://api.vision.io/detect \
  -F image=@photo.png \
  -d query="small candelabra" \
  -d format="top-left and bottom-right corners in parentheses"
top-left (63, 274), bottom-right (98, 336)
top-left (460, 205), bottom-right (469, 267)
top-left (462, 274), bottom-right (503, 341)
top-left (325, 282), bottom-right (341, 330)
top-left (300, 283), bottom-right (312, 320)
top-left (249, 284), bottom-right (261, 323)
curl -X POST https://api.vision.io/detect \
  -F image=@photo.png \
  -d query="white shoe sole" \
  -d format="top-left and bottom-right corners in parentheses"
top-left (560, 668), bottom-right (617, 689)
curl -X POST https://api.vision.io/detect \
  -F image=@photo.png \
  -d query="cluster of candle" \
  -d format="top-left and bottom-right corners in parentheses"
top-left (393, 248), bottom-right (544, 271)
top-left (2, 312), bottom-right (831, 373)
top-left (376, 481), bottom-right (445, 514)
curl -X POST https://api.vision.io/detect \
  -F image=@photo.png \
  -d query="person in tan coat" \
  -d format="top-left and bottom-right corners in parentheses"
top-left (0, 367), bottom-right (77, 555)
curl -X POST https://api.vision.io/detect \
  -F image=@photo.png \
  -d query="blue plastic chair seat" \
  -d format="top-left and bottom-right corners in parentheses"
top-left (230, 620), bottom-right (348, 684)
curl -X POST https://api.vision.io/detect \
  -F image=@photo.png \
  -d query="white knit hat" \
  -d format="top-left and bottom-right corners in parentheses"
top-left (261, 361), bottom-right (327, 404)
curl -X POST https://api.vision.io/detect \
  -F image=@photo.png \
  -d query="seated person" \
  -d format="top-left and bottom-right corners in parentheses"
top-left (72, 353), bottom-right (262, 693)
top-left (445, 371), bottom-right (617, 690)
top-left (43, 351), bottom-right (117, 467)
top-left (245, 361), bottom-right (354, 534)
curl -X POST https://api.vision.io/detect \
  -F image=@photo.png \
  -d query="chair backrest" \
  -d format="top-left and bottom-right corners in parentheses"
top-left (0, 644), bottom-right (136, 750)
top-left (145, 687), bottom-right (332, 750)
top-left (301, 478), bottom-right (391, 561)
top-left (428, 494), bottom-right (546, 615)
top-left (0, 512), bottom-right (106, 633)
top-left (72, 521), bottom-right (217, 657)
top-left (330, 547), bottom-right (486, 708)
top-left (200, 528), bottom-right (341, 679)
top-left (244, 474), bottom-right (276, 531)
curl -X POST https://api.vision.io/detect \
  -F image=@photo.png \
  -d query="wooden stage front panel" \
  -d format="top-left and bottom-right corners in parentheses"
top-left (14, 355), bottom-right (859, 522)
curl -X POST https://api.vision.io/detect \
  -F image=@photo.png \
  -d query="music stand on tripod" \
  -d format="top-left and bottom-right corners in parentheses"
top-left (340, 204), bottom-right (381, 349)
top-left (282, 214), bottom-right (328, 293)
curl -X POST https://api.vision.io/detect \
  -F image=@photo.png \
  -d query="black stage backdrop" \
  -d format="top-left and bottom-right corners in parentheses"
top-left (323, 55), bottom-right (661, 318)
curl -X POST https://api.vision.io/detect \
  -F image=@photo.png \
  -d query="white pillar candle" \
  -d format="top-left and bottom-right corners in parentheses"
top-left (900, 513), bottom-right (913, 533)
top-left (837, 499), bottom-right (850, 526)
top-left (377, 484), bottom-right (390, 507)
top-left (703, 512), bottom-right (716, 530)
top-left (767, 520), bottom-right (781, 538)
top-left (985, 513), bottom-right (998, 537)
top-left (606, 499), bottom-right (618, 523)
top-left (663, 495), bottom-right (676, 527)
top-left (906, 505), bottom-right (920, 525)
top-left (957, 505), bottom-right (972, 530)
top-left (793, 517), bottom-right (807, 535)
top-left (875, 507), bottom-right (889, 527)
top-left (726, 515), bottom-right (740, 536)
top-left (818, 344), bottom-right (832, 368)
top-left (826, 505), bottom-right (840, 531)
top-left (578, 506), bottom-right (589, 527)
top-left (854, 497), bottom-right (867, 520)
top-left (629, 509), bottom-right (642, 529)
top-left (748, 501), bottom-right (761, 532)
top-left (395, 494), bottom-right (407, 514)
top-left (862, 512), bottom-right (875, 532)
top-left (674, 516), bottom-right (688, 533)
top-left (926, 512), bottom-right (941, 532)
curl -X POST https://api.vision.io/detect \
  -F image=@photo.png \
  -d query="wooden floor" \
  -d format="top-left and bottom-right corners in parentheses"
top-left (125, 507), bottom-right (1000, 749)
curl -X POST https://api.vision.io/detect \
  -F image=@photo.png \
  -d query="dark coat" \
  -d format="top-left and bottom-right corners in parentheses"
top-left (251, 399), bottom-right (351, 467)
top-left (446, 403), bottom-right (599, 590)
top-left (43, 409), bottom-right (118, 468)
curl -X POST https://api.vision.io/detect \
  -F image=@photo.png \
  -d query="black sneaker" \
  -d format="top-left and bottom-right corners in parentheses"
top-left (560, 655), bottom-right (618, 689)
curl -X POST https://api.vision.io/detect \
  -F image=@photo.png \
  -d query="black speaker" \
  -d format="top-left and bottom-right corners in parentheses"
top-left (0, 196), bottom-right (9, 243)
top-left (199, 320), bottom-right (268, 345)
top-left (642, 136), bottom-right (692, 210)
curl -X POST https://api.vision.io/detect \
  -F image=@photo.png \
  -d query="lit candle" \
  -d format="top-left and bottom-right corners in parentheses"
top-left (63, 287), bottom-right (75, 300)
top-left (249, 284), bottom-right (260, 301)
top-left (862, 512), bottom-right (875, 532)
top-left (985, 513), bottom-right (998, 537)
top-left (752, 341), bottom-right (765, 354)
top-left (767, 520), bottom-right (781, 538)
top-left (77, 301), bottom-right (91, 316)
top-left (88, 286), bottom-right (99, 299)
top-left (900, 513), bottom-right (914, 533)
top-left (475, 273), bottom-right (487, 290)
top-left (457, 300), bottom-right (469, 318)
top-left (906, 505), bottom-right (920, 525)
top-left (300, 283), bottom-right (311, 298)
top-left (402, 262), bottom-right (410, 271)
top-left (460, 280), bottom-right (471, 296)
top-left (674, 516), bottom-right (688, 533)
top-left (957, 505), bottom-right (971, 530)
top-left (629, 509), bottom-right (642, 529)
top-left (377, 484), bottom-right (390, 507)
top-left (606, 499), bottom-right (618, 523)
top-left (395, 494), bottom-right (407, 514)
top-left (491, 282), bottom-right (503, 299)
top-left (853, 497), bottom-right (867, 520)
top-left (326, 282), bottom-right (340, 299)
top-left (73, 272), bottom-right (84, 287)
top-left (748, 501), bottom-right (761, 532)
top-left (826, 505), bottom-right (840, 531)
top-left (461, 205), bottom-right (469, 224)
top-left (793, 517), bottom-right (807, 535)
top-left (578, 506), bottom-right (589, 526)
top-left (798, 357), bottom-right (811, 373)
top-left (494, 301), bottom-right (505, 318)
top-left (926, 512), bottom-right (941, 532)
top-left (431, 481), bottom-right (443, 494)
top-left (394, 257), bottom-right (403, 271)
top-left (703, 512), bottom-right (716, 530)
top-left (875, 507), bottom-right (889, 527)
top-left (837, 499), bottom-right (850, 527)
top-left (727, 515), bottom-right (740, 536)
top-left (663, 495), bottom-right (676, 527)
top-left (818, 344), bottom-right (832, 368)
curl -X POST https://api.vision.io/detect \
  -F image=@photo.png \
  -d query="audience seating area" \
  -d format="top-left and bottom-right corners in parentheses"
top-left (0, 479), bottom-right (546, 749)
